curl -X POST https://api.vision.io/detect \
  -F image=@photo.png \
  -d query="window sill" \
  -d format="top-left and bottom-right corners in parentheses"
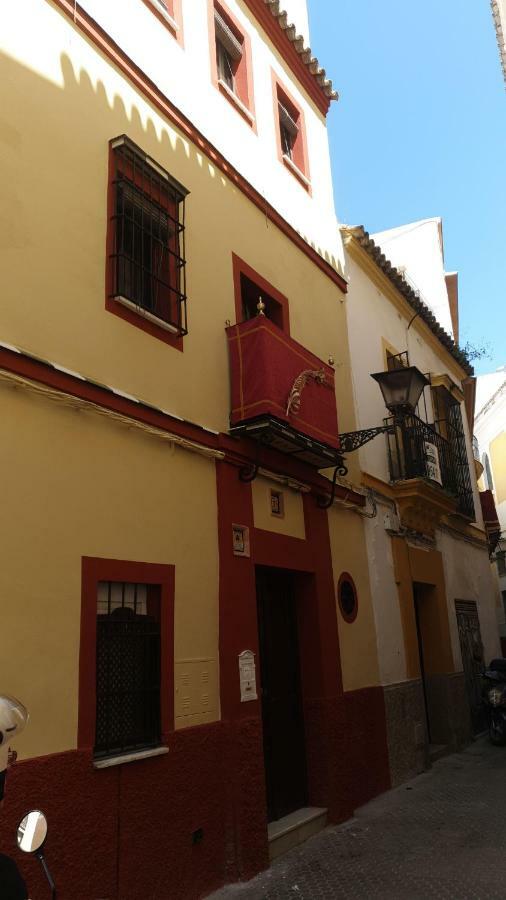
top-left (218, 79), bottom-right (255, 127)
top-left (93, 746), bottom-right (169, 769)
top-left (282, 154), bottom-right (311, 191)
top-left (113, 295), bottom-right (181, 335)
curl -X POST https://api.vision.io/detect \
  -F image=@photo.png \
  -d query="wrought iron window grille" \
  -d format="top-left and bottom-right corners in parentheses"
top-left (94, 580), bottom-right (162, 759)
top-left (109, 135), bottom-right (189, 336)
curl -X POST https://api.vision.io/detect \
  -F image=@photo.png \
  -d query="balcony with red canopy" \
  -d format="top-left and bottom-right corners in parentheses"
top-left (226, 316), bottom-right (341, 469)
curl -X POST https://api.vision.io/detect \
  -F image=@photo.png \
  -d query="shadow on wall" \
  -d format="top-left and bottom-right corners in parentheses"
top-left (0, 35), bottom-right (343, 271)
top-left (0, 42), bottom-right (344, 404)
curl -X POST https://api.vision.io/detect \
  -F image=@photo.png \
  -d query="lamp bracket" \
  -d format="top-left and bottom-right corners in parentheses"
top-left (339, 424), bottom-right (394, 454)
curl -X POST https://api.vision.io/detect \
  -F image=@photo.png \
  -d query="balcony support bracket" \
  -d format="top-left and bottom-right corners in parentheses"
top-left (238, 432), bottom-right (270, 483)
top-left (316, 459), bottom-right (349, 509)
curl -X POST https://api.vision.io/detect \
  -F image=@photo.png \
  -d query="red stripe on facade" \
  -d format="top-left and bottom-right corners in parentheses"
top-left (0, 345), bottom-right (366, 507)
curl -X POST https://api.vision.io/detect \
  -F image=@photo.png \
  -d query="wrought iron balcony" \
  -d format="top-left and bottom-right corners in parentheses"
top-left (226, 318), bottom-right (342, 469)
top-left (385, 413), bottom-right (475, 520)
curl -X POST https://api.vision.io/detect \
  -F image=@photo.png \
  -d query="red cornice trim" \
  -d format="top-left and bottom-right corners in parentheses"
top-left (0, 345), bottom-right (218, 449)
top-left (0, 344), bottom-right (364, 506)
top-left (241, 0), bottom-right (331, 116)
top-left (47, 0), bottom-right (347, 294)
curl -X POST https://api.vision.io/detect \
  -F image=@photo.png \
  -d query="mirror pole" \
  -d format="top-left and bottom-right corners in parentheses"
top-left (36, 850), bottom-right (56, 900)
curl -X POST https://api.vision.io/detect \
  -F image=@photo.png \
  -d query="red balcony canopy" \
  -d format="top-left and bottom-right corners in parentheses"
top-left (226, 318), bottom-right (340, 452)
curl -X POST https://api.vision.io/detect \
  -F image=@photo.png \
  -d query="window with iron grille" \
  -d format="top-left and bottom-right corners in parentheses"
top-left (109, 135), bottom-right (189, 336)
top-left (94, 581), bottom-right (161, 759)
top-left (433, 386), bottom-right (475, 519)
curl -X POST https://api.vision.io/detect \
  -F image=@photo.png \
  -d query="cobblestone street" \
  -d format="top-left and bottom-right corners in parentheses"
top-left (210, 739), bottom-right (506, 899)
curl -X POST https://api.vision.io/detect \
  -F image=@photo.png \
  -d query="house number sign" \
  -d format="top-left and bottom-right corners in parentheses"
top-left (238, 650), bottom-right (258, 702)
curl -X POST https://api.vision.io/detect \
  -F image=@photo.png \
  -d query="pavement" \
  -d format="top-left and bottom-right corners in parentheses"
top-left (209, 738), bottom-right (506, 899)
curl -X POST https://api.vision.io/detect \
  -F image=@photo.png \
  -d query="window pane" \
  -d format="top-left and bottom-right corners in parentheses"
top-left (216, 40), bottom-right (234, 90)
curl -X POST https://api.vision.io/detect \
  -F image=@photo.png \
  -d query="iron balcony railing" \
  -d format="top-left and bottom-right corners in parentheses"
top-left (385, 413), bottom-right (475, 519)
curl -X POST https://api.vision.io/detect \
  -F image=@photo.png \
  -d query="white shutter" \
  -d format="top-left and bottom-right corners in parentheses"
top-left (214, 9), bottom-right (243, 60)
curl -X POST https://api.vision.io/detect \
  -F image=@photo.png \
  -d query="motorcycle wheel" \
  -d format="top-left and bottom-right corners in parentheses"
top-left (489, 718), bottom-right (506, 745)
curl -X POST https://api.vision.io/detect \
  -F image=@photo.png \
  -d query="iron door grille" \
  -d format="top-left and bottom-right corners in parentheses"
top-left (455, 599), bottom-right (486, 735)
top-left (95, 581), bottom-right (161, 759)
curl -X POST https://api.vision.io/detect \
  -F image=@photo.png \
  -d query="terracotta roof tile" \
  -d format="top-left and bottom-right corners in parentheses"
top-left (263, 0), bottom-right (339, 101)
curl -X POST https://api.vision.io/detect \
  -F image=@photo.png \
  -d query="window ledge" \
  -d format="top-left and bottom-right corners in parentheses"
top-left (282, 154), bottom-right (311, 190)
top-left (149, 1), bottom-right (179, 33)
top-left (94, 746), bottom-right (169, 769)
top-left (113, 295), bottom-right (180, 335)
top-left (218, 79), bottom-right (255, 125)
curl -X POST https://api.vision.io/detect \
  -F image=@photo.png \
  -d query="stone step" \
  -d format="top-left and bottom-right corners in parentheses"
top-left (268, 807), bottom-right (328, 861)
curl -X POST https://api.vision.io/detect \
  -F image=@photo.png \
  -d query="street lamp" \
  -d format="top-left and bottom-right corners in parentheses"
top-left (318, 361), bottom-right (430, 507)
top-left (371, 366), bottom-right (430, 417)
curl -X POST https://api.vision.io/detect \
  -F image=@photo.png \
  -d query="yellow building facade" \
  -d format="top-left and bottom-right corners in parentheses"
top-left (0, 2), bottom-right (388, 898)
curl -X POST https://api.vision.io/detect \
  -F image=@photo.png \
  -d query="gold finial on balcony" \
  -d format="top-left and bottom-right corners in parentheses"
top-left (328, 356), bottom-right (335, 367)
top-left (257, 296), bottom-right (266, 317)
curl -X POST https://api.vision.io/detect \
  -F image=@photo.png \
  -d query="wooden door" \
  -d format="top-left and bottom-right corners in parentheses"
top-left (256, 567), bottom-right (307, 822)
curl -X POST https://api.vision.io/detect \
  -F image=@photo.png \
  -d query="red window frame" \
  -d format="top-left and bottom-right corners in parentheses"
top-left (141, 0), bottom-right (184, 45)
top-left (105, 135), bottom-right (188, 351)
top-left (79, 557), bottom-right (175, 752)
top-left (208, 0), bottom-right (256, 130)
top-left (232, 252), bottom-right (290, 334)
top-left (272, 71), bottom-right (311, 193)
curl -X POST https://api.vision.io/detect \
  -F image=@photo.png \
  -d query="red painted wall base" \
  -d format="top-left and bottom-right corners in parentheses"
top-left (0, 689), bottom-right (390, 899)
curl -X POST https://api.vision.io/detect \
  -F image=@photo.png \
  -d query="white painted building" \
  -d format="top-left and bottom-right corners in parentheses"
top-left (342, 220), bottom-right (501, 781)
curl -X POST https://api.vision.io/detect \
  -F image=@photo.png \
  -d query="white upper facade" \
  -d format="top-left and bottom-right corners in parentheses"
top-left (373, 218), bottom-right (455, 339)
top-left (76, 0), bottom-right (344, 272)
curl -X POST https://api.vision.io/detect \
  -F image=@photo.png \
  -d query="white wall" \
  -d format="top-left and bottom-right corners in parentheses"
top-left (439, 531), bottom-right (502, 667)
top-left (373, 219), bottom-right (454, 338)
top-left (76, 0), bottom-right (343, 270)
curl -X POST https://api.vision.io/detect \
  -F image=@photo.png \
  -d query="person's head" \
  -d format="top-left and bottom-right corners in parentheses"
top-left (0, 696), bottom-right (28, 805)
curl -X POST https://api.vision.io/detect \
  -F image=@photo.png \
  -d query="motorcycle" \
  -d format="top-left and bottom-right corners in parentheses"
top-left (482, 658), bottom-right (506, 745)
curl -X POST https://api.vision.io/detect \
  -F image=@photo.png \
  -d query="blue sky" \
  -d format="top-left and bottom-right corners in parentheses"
top-left (307, 0), bottom-right (506, 374)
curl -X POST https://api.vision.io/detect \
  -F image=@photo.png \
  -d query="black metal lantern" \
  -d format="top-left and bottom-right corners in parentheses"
top-left (371, 366), bottom-right (430, 416)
